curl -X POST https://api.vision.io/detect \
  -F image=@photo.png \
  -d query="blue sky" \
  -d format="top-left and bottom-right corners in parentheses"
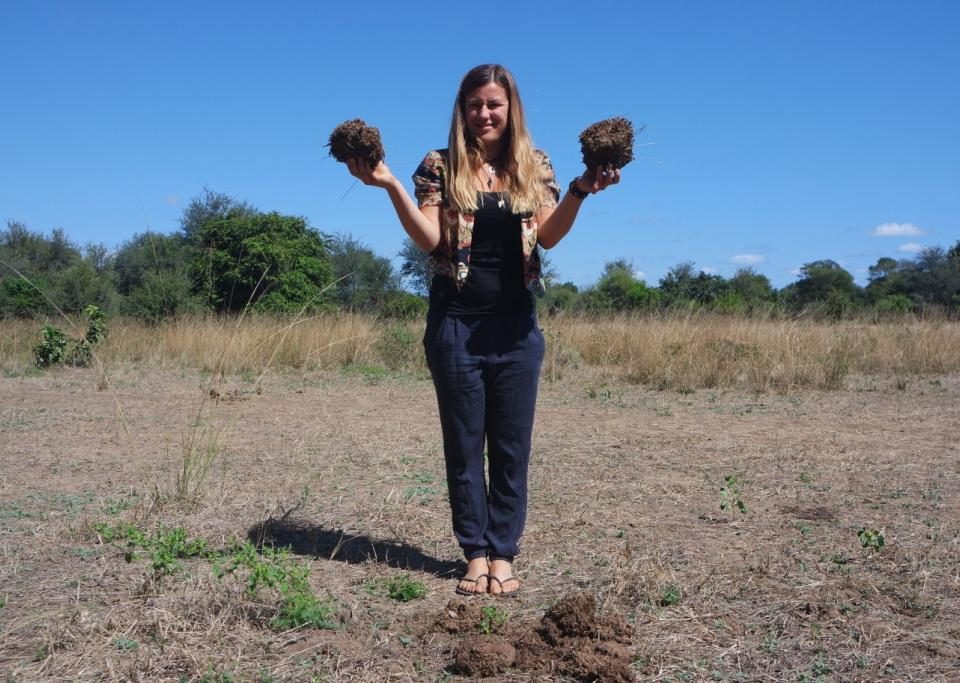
top-left (2, 1), bottom-right (958, 288)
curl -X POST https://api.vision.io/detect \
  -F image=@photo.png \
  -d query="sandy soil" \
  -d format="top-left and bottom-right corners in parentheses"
top-left (1, 365), bottom-right (958, 681)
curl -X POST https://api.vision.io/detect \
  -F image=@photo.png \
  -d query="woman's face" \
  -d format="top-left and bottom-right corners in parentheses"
top-left (463, 81), bottom-right (510, 153)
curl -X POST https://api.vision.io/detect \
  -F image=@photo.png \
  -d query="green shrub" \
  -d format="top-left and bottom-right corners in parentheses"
top-left (32, 305), bottom-right (107, 369)
top-left (33, 325), bottom-right (68, 367)
top-left (376, 323), bottom-right (417, 371)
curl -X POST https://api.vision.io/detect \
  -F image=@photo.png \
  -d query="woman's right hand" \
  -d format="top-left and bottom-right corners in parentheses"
top-left (346, 158), bottom-right (396, 189)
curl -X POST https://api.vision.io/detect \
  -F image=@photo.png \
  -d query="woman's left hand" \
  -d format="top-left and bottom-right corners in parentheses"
top-left (575, 164), bottom-right (621, 194)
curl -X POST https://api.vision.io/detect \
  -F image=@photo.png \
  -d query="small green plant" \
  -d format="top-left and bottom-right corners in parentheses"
top-left (479, 605), bottom-right (509, 635)
top-left (719, 474), bottom-right (747, 514)
top-left (94, 522), bottom-right (208, 576)
top-left (364, 573), bottom-right (427, 602)
top-left (858, 527), bottom-right (885, 552)
top-left (658, 583), bottom-right (682, 607)
top-left (215, 542), bottom-right (339, 630)
top-left (113, 636), bottom-right (139, 651)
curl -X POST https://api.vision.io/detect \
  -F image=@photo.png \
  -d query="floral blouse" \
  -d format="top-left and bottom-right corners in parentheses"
top-left (412, 149), bottom-right (561, 295)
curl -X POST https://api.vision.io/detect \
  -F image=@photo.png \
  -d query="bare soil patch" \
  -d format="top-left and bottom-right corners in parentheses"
top-left (1, 364), bottom-right (958, 681)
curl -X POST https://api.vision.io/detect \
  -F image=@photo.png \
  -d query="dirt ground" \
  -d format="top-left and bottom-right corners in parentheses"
top-left (1, 364), bottom-right (958, 681)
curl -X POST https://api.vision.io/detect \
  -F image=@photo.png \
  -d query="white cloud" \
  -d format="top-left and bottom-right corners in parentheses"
top-left (789, 267), bottom-right (803, 277)
top-left (165, 194), bottom-right (179, 206)
top-left (899, 242), bottom-right (924, 253)
top-left (872, 222), bottom-right (923, 237)
top-left (701, 266), bottom-right (717, 274)
top-left (633, 269), bottom-right (646, 280)
top-left (730, 254), bottom-right (765, 265)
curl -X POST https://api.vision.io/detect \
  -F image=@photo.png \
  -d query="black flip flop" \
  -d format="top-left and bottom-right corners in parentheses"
top-left (487, 575), bottom-right (521, 598)
top-left (454, 573), bottom-right (490, 596)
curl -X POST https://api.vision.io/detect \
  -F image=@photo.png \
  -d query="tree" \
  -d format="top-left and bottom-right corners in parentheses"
top-left (787, 260), bottom-right (860, 315)
top-left (865, 256), bottom-right (905, 304)
top-left (659, 261), bottom-right (729, 307)
top-left (180, 188), bottom-right (257, 247)
top-left (328, 234), bottom-right (401, 312)
top-left (899, 246), bottom-right (960, 309)
top-left (191, 211), bottom-right (333, 313)
top-left (112, 231), bottom-right (198, 321)
top-left (399, 237), bottom-right (432, 295)
top-left (581, 259), bottom-right (659, 311)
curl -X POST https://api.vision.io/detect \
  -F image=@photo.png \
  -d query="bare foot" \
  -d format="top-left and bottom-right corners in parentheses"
top-left (456, 557), bottom-right (489, 595)
top-left (488, 559), bottom-right (520, 596)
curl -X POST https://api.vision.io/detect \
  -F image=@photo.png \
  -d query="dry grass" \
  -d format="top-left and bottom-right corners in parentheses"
top-left (1, 363), bottom-right (958, 681)
top-left (4, 313), bottom-right (960, 392)
top-left (2, 312), bottom-right (960, 679)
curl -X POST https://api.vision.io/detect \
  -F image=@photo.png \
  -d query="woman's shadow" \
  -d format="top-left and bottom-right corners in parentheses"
top-left (246, 515), bottom-right (463, 577)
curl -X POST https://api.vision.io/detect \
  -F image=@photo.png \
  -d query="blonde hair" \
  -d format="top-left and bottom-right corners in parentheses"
top-left (447, 64), bottom-right (549, 215)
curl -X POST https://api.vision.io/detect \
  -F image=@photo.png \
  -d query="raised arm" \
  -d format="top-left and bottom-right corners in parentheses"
top-left (536, 164), bottom-right (621, 250)
top-left (346, 158), bottom-right (441, 252)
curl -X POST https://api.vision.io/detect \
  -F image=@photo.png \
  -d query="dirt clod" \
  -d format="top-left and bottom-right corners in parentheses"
top-left (579, 116), bottom-right (635, 169)
top-left (453, 636), bottom-right (517, 677)
top-left (327, 119), bottom-right (385, 166)
top-left (441, 592), bottom-right (636, 681)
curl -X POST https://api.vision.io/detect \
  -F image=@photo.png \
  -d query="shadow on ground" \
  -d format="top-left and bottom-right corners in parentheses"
top-left (247, 517), bottom-right (462, 576)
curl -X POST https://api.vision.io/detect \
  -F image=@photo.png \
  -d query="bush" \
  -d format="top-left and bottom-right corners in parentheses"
top-left (34, 325), bottom-right (68, 367)
top-left (376, 323), bottom-right (418, 371)
top-left (32, 305), bottom-right (107, 369)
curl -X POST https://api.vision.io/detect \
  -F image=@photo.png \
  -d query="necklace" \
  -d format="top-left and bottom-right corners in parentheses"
top-left (482, 163), bottom-right (497, 190)
top-left (480, 163), bottom-right (506, 208)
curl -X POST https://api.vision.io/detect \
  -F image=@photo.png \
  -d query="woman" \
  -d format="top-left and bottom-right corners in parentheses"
top-left (346, 64), bottom-right (620, 596)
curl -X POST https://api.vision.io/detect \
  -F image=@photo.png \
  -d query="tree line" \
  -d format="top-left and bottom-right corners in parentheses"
top-left (2, 189), bottom-right (958, 320)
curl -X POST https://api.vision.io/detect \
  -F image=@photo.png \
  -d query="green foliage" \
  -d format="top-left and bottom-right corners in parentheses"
top-left (1, 276), bottom-right (50, 317)
top-left (659, 261), bottom-right (730, 308)
top-left (192, 211), bottom-right (333, 314)
top-left (787, 260), bottom-right (860, 315)
top-left (720, 474), bottom-right (747, 514)
top-left (380, 290), bottom-right (428, 319)
top-left (582, 259), bottom-right (660, 311)
top-left (874, 294), bottom-right (913, 314)
top-left (180, 188), bottom-right (258, 247)
top-left (95, 521), bottom-right (208, 576)
top-left (539, 281), bottom-right (579, 314)
top-left (328, 233), bottom-right (401, 312)
top-left (658, 583), bottom-right (682, 607)
top-left (33, 325), bottom-right (68, 367)
top-left (398, 237), bottom-right (432, 296)
top-left (113, 636), bottom-right (139, 651)
top-left (215, 542), bottom-right (339, 630)
top-left (32, 305), bottom-right (107, 368)
top-left (858, 527), bottom-right (885, 552)
top-left (113, 231), bottom-right (200, 321)
top-left (365, 573), bottom-right (427, 602)
top-left (376, 323), bottom-right (418, 371)
top-left (479, 605), bottom-right (509, 634)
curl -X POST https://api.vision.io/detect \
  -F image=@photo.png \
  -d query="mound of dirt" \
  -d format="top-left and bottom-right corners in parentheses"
top-left (327, 119), bottom-right (384, 166)
top-left (446, 592), bottom-right (636, 681)
top-left (579, 117), bottom-right (635, 169)
top-left (453, 637), bottom-right (517, 677)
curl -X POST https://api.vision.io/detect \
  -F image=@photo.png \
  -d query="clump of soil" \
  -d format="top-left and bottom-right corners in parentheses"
top-left (448, 592), bottom-right (636, 681)
top-left (533, 592), bottom-right (635, 682)
top-left (579, 116), bottom-right (635, 169)
top-left (437, 600), bottom-right (488, 634)
top-left (453, 637), bottom-right (517, 677)
top-left (327, 119), bottom-right (385, 166)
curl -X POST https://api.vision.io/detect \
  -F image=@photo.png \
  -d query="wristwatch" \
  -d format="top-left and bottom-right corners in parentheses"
top-left (568, 178), bottom-right (589, 200)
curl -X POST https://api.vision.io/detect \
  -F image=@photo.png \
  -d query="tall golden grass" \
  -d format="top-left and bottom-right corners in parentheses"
top-left (3, 312), bottom-right (959, 391)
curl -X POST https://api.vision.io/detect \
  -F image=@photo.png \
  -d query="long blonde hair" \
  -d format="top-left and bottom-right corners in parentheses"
top-left (447, 64), bottom-right (548, 215)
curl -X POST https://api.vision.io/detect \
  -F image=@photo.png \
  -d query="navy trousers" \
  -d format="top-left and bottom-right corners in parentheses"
top-left (423, 309), bottom-right (545, 561)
